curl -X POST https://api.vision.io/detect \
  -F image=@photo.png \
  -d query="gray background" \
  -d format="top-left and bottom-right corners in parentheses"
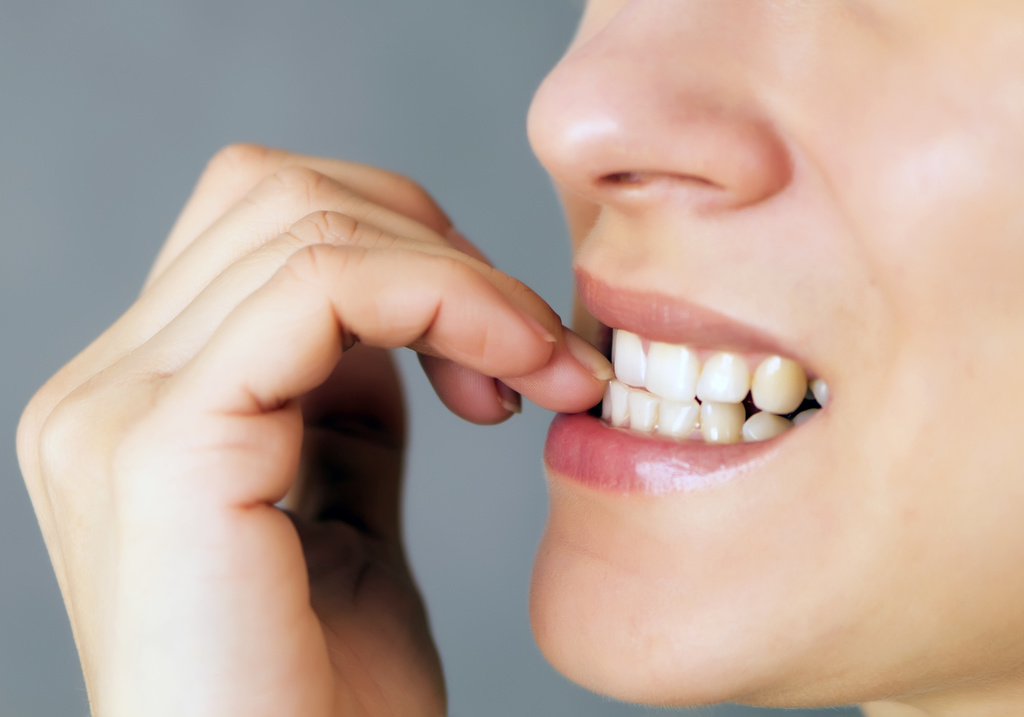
top-left (0, 2), bottom-right (861, 716)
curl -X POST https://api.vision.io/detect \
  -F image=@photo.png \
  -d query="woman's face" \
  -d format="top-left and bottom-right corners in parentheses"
top-left (528, 1), bottom-right (1024, 712)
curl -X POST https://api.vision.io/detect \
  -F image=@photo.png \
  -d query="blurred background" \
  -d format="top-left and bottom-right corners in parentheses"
top-left (0, 2), bottom-right (861, 715)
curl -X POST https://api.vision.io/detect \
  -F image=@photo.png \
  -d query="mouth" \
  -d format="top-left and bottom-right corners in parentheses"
top-left (602, 328), bottom-right (827, 442)
top-left (545, 270), bottom-right (828, 495)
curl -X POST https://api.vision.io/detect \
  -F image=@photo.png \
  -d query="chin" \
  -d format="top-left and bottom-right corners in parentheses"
top-left (530, 417), bottom-right (880, 710)
top-left (528, 522), bottom-right (758, 707)
top-left (528, 507), bottom-right (874, 709)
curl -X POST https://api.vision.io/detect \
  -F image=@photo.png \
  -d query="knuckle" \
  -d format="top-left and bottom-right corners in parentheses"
top-left (26, 372), bottom-right (157, 502)
top-left (282, 243), bottom-right (340, 286)
top-left (386, 172), bottom-right (432, 206)
top-left (204, 142), bottom-right (276, 183)
top-left (33, 384), bottom-right (105, 494)
top-left (282, 241), bottom-right (369, 289)
top-left (388, 172), bottom-right (431, 201)
top-left (253, 167), bottom-right (355, 216)
top-left (16, 387), bottom-right (57, 488)
top-left (289, 211), bottom-right (360, 247)
top-left (385, 174), bottom-right (449, 226)
top-left (267, 165), bottom-right (330, 195)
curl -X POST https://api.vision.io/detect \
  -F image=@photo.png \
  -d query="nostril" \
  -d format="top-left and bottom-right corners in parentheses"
top-left (602, 171), bottom-right (648, 186)
top-left (600, 171), bottom-right (722, 189)
top-left (596, 171), bottom-right (734, 211)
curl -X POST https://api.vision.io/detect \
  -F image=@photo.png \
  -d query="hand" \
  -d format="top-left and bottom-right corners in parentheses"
top-left (17, 145), bottom-right (610, 717)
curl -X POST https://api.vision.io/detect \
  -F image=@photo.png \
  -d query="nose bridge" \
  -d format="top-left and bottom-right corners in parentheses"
top-left (528, 0), bottom-right (793, 212)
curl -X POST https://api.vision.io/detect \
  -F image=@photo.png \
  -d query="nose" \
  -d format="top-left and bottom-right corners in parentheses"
top-left (528, 1), bottom-right (792, 213)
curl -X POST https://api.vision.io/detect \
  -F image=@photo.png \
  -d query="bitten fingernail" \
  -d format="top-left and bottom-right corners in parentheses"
top-left (519, 311), bottom-right (558, 344)
top-left (563, 327), bottom-right (614, 381)
top-left (496, 379), bottom-right (522, 414)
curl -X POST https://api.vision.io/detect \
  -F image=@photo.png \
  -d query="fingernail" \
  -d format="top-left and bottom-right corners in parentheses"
top-left (518, 311), bottom-right (558, 344)
top-left (563, 327), bottom-right (614, 381)
top-left (495, 379), bottom-right (522, 414)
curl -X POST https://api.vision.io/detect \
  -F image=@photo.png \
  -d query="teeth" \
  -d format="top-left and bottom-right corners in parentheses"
top-left (696, 352), bottom-right (751, 404)
top-left (742, 412), bottom-right (793, 442)
top-left (628, 389), bottom-right (659, 432)
top-left (644, 342), bottom-right (700, 401)
top-left (751, 356), bottom-right (807, 415)
top-left (602, 330), bottom-right (825, 444)
top-left (656, 399), bottom-right (701, 439)
top-left (810, 378), bottom-right (830, 407)
top-left (612, 330), bottom-right (647, 387)
top-left (607, 380), bottom-right (631, 428)
top-left (792, 409), bottom-right (820, 427)
top-left (700, 401), bottom-right (745, 444)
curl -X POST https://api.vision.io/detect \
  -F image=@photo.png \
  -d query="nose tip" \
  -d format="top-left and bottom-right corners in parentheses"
top-left (528, 17), bottom-right (793, 213)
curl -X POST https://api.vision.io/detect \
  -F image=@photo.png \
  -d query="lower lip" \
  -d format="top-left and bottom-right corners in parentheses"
top-left (544, 413), bottom-right (778, 495)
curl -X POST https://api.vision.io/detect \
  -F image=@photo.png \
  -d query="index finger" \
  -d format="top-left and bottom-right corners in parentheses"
top-left (160, 243), bottom-right (558, 506)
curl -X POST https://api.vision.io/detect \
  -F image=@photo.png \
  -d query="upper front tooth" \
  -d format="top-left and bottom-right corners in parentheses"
top-left (751, 356), bottom-right (807, 415)
top-left (644, 341), bottom-right (700, 401)
top-left (613, 330), bottom-right (646, 387)
top-left (696, 352), bottom-right (751, 404)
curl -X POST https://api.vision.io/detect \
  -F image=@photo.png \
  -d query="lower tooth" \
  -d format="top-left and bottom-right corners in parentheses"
top-left (792, 408), bottom-right (821, 426)
top-left (700, 401), bottom-right (745, 444)
top-left (628, 390), bottom-right (659, 432)
top-left (656, 399), bottom-right (701, 439)
top-left (742, 412), bottom-right (793, 442)
top-left (608, 380), bottom-right (631, 428)
top-left (605, 375), bottom-right (821, 442)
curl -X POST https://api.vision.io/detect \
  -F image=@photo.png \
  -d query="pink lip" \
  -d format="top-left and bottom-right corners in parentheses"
top-left (546, 270), bottom-right (796, 495)
top-left (545, 413), bottom-right (781, 495)
top-left (576, 268), bottom-right (796, 357)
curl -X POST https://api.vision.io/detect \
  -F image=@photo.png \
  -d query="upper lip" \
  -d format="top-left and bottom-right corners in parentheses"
top-left (575, 267), bottom-right (805, 362)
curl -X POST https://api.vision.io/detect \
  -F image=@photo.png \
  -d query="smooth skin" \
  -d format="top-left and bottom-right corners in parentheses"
top-left (530, 1), bottom-right (1024, 716)
top-left (17, 145), bottom-right (610, 717)
top-left (19, 1), bottom-right (1024, 716)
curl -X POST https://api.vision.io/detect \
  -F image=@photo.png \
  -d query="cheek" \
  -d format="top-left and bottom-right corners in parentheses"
top-left (802, 54), bottom-right (1024, 691)
top-left (831, 46), bottom-right (1024, 346)
top-left (843, 72), bottom-right (1024, 511)
top-left (867, 134), bottom-right (1024, 340)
